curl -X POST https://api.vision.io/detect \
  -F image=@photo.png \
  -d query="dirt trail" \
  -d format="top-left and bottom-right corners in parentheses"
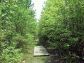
top-left (21, 41), bottom-right (48, 63)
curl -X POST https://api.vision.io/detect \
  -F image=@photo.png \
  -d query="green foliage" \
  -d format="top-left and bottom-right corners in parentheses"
top-left (39, 0), bottom-right (69, 48)
top-left (0, 47), bottom-right (23, 63)
top-left (0, 0), bottom-right (36, 63)
top-left (39, 0), bottom-right (84, 48)
top-left (39, 0), bottom-right (84, 61)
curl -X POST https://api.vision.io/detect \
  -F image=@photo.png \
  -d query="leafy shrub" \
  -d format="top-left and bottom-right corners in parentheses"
top-left (0, 47), bottom-right (23, 63)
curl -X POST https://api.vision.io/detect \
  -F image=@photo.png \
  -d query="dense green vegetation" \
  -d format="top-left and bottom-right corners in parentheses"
top-left (39, 0), bottom-right (84, 62)
top-left (0, 0), bottom-right (84, 63)
top-left (0, 0), bottom-right (36, 63)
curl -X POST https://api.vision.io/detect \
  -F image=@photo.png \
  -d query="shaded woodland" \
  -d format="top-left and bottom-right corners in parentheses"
top-left (39, 0), bottom-right (84, 63)
top-left (0, 0), bottom-right (84, 63)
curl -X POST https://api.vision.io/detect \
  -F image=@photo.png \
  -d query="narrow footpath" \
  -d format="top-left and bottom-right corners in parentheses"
top-left (21, 41), bottom-right (48, 63)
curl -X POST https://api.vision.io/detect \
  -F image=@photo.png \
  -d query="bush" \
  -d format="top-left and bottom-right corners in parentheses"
top-left (0, 47), bottom-right (23, 63)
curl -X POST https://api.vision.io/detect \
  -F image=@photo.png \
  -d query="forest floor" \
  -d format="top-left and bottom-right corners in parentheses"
top-left (22, 41), bottom-right (48, 63)
top-left (21, 41), bottom-right (66, 63)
